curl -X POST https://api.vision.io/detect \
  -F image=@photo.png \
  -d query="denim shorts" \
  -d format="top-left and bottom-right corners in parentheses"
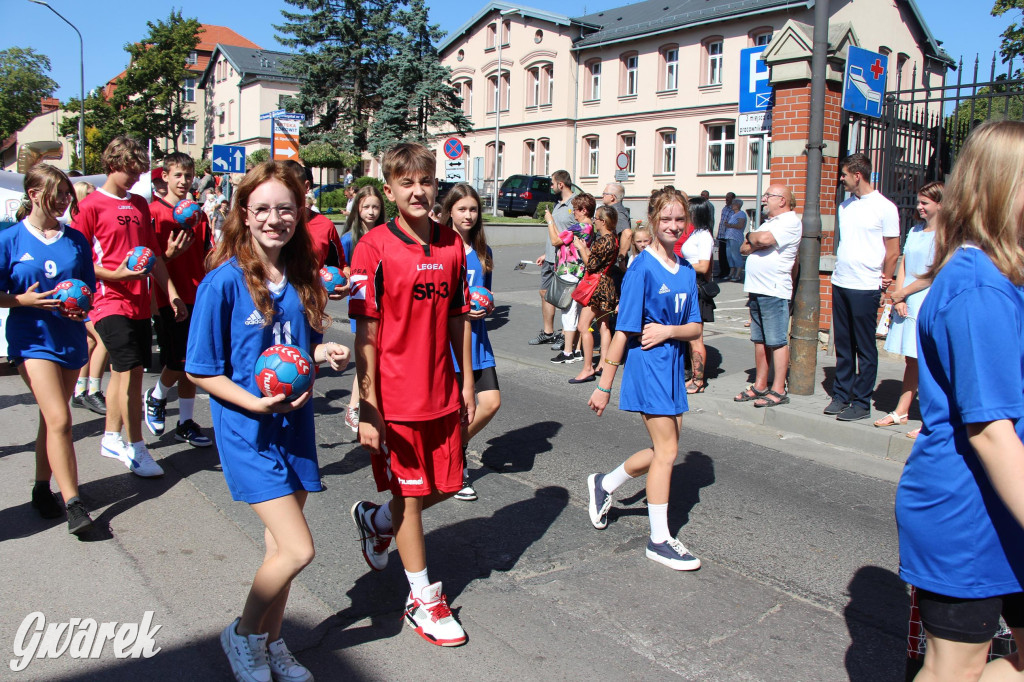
top-left (748, 294), bottom-right (790, 347)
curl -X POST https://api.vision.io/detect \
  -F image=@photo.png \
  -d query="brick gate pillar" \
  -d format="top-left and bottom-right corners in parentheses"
top-left (762, 20), bottom-right (857, 331)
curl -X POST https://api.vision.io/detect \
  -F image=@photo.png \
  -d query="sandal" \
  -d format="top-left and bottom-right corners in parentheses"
top-left (734, 385), bottom-right (769, 402)
top-left (874, 412), bottom-right (908, 428)
top-left (906, 427), bottom-right (921, 439)
top-left (754, 390), bottom-right (790, 408)
top-left (686, 379), bottom-right (707, 394)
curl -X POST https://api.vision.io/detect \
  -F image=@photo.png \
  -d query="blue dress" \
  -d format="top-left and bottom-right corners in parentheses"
top-left (895, 246), bottom-right (1024, 598)
top-left (884, 225), bottom-right (935, 358)
top-left (450, 246), bottom-right (495, 371)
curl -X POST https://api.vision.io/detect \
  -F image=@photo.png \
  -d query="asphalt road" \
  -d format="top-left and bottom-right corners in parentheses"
top-left (0, 243), bottom-right (908, 681)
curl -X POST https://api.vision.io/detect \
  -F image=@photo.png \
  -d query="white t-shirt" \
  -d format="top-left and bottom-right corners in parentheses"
top-left (679, 230), bottom-right (714, 267)
top-left (832, 190), bottom-right (900, 290)
top-left (743, 210), bottom-right (802, 300)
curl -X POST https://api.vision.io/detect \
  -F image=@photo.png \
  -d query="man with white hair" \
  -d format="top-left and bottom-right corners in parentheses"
top-left (601, 182), bottom-right (631, 233)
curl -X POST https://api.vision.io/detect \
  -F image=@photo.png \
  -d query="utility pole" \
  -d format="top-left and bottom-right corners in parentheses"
top-left (788, 0), bottom-right (830, 395)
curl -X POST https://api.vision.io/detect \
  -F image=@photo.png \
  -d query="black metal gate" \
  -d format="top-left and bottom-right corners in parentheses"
top-left (844, 54), bottom-right (1024, 237)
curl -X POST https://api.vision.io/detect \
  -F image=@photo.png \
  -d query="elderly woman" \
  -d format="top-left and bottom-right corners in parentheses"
top-left (724, 198), bottom-right (747, 282)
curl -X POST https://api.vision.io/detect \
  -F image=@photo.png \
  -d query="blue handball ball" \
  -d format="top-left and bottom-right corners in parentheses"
top-left (469, 285), bottom-right (494, 314)
top-left (126, 246), bottom-right (156, 274)
top-left (53, 278), bottom-right (93, 314)
top-left (173, 199), bottom-right (201, 232)
top-left (319, 266), bottom-right (347, 291)
top-left (254, 344), bottom-right (314, 400)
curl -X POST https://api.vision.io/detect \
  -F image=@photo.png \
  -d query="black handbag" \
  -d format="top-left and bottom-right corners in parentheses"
top-left (698, 280), bottom-right (720, 301)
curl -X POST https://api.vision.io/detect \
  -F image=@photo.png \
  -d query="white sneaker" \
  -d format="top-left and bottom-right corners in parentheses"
top-left (404, 582), bottom-right (466, 647)
top-left (125, 444), bottom-right (165, 478)
top-left (350, 501), bottom-right (391, 571)
top-left (344, 405), bottom-right (359, 433)
top-left (453, 480), bottom-right (477, 501)
top-left (100, 433), bottom-right (129, 461)
top-left (267, 638), bottom-right (313, 682)
top-left (220, 618), bottom-right (271, 682)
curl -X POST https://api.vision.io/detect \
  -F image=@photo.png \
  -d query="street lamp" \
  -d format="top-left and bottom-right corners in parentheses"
top-left (28, 0), bottom-right (85, 174)
top-left (492, 8), bottom-right (519, 216)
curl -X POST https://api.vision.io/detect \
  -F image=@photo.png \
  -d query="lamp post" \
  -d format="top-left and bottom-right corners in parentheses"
top-left (28, 0), bottom-right (85, 175)
top-left (492, 8), bottom-right (519, 216)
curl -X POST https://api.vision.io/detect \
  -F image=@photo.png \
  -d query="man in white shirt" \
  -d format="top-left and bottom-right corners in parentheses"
top-left (735, 184), bottom-right (802, 406)
top-left (826, 153), bottom-right (900, 421)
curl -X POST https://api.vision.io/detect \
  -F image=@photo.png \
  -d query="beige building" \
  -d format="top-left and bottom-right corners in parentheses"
top-left (433, 0), bottom-right (951, 213)
top-left (1, 99), bottom-right (72, 172)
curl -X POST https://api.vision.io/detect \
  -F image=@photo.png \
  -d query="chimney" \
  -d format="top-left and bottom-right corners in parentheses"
top-left (40, 97), bottom-right (60, 113)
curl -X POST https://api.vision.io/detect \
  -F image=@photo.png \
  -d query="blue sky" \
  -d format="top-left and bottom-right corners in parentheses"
top-left (7, 0), bottom-right (1012, 101)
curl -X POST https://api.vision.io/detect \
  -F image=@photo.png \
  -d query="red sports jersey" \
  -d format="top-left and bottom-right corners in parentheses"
top-left (306, 210), bottom-right (346, 269)
top-left (150, 196), bottom-right (212, 306)
top-left (349, 219), bottom-right (470, 421)
top-left (70, 189), bottom-right (162, 322)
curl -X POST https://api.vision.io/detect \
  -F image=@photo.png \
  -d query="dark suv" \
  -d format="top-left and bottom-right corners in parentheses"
top-left (496, 175), bottom-right (555, 218)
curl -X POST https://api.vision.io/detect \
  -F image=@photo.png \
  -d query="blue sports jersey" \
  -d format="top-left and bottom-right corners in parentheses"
top-left (186, 258), bottom-right (324, 504)
top-left (0, 221), bottom-right (95, 369)
top-left (616, 249), bottom-right (701, 415)
top-left (341, 231), bottom-right (357, 334)
top-left (896, 247), bottom-right (1024, 598)
top-left (450, 246), bottom-right (496, 372)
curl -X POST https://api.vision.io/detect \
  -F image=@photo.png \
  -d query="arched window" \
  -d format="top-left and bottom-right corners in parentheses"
top-left (586, 59), bottom-right (602, 100)
top-left (702, 37), bottom-right (724, 86)
top-left (618, 131), bottom-right (636, 175)
top-left (659, 45), bottom-right (679, 91)
top-left (656, 128), bottom-right (677, 175)
top-left (620, 52), bottom-right (638, 96)
top-left (582, 135), bottom-right (599, 177)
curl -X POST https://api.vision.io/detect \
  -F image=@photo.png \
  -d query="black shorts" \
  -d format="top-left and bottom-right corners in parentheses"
top-left (155, 304), bottom-right (194, 372)
top-left (916, 588), bottom-right (1024, 644)
top-left (95, 315), bottom-right (152, 372)
top-left (457, 366), bottom-right (500, 393)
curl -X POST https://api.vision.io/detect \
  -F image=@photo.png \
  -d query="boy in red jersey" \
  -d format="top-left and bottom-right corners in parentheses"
top-left (349, 143), bottom-right (474, 647)
top-left (145, 152), bottom-right (214, 448)
top-left (282, 161), bottom-right (347, 281)
top-left (71, 136), bottom-right (186, 477)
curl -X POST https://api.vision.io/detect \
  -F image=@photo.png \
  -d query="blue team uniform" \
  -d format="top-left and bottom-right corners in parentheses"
top-left (0, 221), bottom-right (94, 369)
top-left (451, 246), bottom-right (496, 372)
top-left (616, 249), bottom-right (701, 415)
top-left (341, 231), bottom-right (358, 334)
top-left (896, 247), bottom-right (1024, 598)
top-left (186, 258), bottom-right (323, 504)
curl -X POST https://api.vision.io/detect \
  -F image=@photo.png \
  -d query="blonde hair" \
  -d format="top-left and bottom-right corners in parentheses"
top-left (630, 225), bottom-right (653, 255)
top-left (18, 164), bottom-right (77, 222)
top-left (73, 181), bottom-right (95, 202)
top-left (647, 189), bottom-right (691, 226)
top-left (925, 121), bottom-right (1024, 286)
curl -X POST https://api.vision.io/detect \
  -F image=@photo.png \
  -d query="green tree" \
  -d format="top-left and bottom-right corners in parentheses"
top-left (368, 0), bottom-right (472, 156)
top-left (275, 0), bottom-right (399, 154)
top-left (247, 148), bottom-right (270, 167)
top-left (0, 47), bottom-right (58, 141)
top-left (109, 10), bottom-right (201, 159)
top-left (59, 90), bottom-right (120, 174)
top-left (994, 0), bottom-right (1024, 62)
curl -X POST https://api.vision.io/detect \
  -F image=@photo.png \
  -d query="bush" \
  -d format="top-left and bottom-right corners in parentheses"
top-left (534, 202), bottom-right (554, 219)
top-left (319, 189), bottom-right (348, 209)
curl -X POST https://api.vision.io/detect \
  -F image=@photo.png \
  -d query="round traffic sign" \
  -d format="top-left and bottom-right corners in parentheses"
top-left (443, 138), bottom-right (464, 160)
top-left (615, 152), bottom-right (630, 170)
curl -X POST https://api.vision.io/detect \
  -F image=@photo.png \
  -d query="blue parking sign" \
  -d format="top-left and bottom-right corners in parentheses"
top-left (739, 46), bottom-right (773, 114)
top-left (842, 46), bottom-right (888, 118)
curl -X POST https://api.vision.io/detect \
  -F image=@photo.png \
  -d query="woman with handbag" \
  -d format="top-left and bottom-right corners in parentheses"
top-left (874, 182), bottom-right (942, 439)
top-left (679, 196), bottom-right (716, 394)
top-left (546, 196), bottom-right (595, 365)
top-left (570, 205), bottom-right (620, 384)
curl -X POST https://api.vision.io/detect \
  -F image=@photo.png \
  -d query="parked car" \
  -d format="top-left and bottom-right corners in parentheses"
top-left (436, 181), bottom-right (456, 206)
top-left (496, 175), bottom-right (556, 218)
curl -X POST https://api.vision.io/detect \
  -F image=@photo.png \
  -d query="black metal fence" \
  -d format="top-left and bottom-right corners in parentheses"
top-left (843, 53), bottom-right (1024, 238)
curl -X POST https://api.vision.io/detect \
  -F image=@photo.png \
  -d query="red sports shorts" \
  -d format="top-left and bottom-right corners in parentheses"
top-left (372, 410), bottom-right (464, 497)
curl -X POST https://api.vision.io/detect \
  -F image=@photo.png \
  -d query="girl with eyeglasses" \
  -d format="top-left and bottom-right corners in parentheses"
top-left (185, 161), bottom-right (349, 682)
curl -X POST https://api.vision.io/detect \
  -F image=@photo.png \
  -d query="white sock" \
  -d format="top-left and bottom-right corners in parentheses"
top-left (179, 398), bottom-right (194, 423)
top-left (74, 379), bottom-right (87, 396)
top-left (131, 440), bottom-right (146, 453)
top-left (373, 502), bottom-right (393, 534)
top-left (648, 502), bottom-right (671, 543)
top-left (405, 567), bottom-right (430, 599)
top-left (601, 463), bottom-right (633, 494)
top-left (88, 378), bottom-right (102, 394)
top-left (104, 431), bottom-right (121, 441)
top-left (151, 380), bottom-right (173, 401)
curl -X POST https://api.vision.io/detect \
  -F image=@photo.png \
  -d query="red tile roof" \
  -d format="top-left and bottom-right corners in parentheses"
top-left (196, 25), bottom-right (261, 52)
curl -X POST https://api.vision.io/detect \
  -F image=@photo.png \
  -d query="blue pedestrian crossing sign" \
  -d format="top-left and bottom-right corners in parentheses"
top-left (212, 144), bottom-right (246, 174)
top-left (842, 46), bottom-right (888, 118)
top-left (739, 46), bottom-right (773, 114)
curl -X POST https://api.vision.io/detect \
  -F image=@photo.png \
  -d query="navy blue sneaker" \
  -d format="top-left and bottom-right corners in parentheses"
top-left (587, 473), bottom-right (613, 529)
top-left (144, 387), bottom-right (166, 435)
top-left (646, 538), bottom-right (701, 571)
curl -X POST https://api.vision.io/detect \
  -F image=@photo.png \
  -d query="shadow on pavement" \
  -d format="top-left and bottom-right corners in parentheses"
top-left (321, 485), bottom-right (569, 650)
top-left (485, 304), bottom-right (511, 332)
top-left (479, 420), bottom-right (560, 474)
top-left (613, 451), bottom-right (715, 535)
top-left (320, 444), bottom-right (371, 478)
top-left (844, 564), bottom-right (910, 682)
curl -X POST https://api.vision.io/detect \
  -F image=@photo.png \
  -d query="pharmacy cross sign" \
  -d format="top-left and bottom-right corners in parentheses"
top-left (869, 59), bottom-right (884, 80)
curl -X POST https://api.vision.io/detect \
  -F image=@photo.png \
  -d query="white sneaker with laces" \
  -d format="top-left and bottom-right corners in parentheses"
top-left (350, 501), bottom-right (392, 571)
top-left (125, 444), bottom-right (165, 478)
top-left (404, 582), bottom-right (466, 647)
top-left (453, 480), bottom-right (477, 501)
top-left (100, 433), bottom-right (129, 461)
top-left (344, 405), bottom-right (359, 433)
top-left (220, 618), bottom-right (271, 682)
top-left (267, 638), bottom-right (313, 682)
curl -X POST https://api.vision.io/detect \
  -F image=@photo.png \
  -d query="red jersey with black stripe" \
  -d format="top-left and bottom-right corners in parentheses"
top-left (306, 210), bottom-right (346, 269)
top-left (70, 189), bottom-right (161, 322)
top-left (349, 218), bottom-right (470, 421)
top-left (150, 196), bottom-right (213, 306)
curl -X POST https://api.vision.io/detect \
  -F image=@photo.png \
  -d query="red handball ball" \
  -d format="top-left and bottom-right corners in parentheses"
top-left (53, 278), bottom-right (93, 314)
top-left (319, 266), bottom-right (347, 291)
top-left (469, 286), bottom-right (494, 314)
top-left (173, 199), bottom-right (201, 232)
top-left (254, 344), bottom-right (315, 401)
top-left (126, 246), bottom-right (156, 273)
